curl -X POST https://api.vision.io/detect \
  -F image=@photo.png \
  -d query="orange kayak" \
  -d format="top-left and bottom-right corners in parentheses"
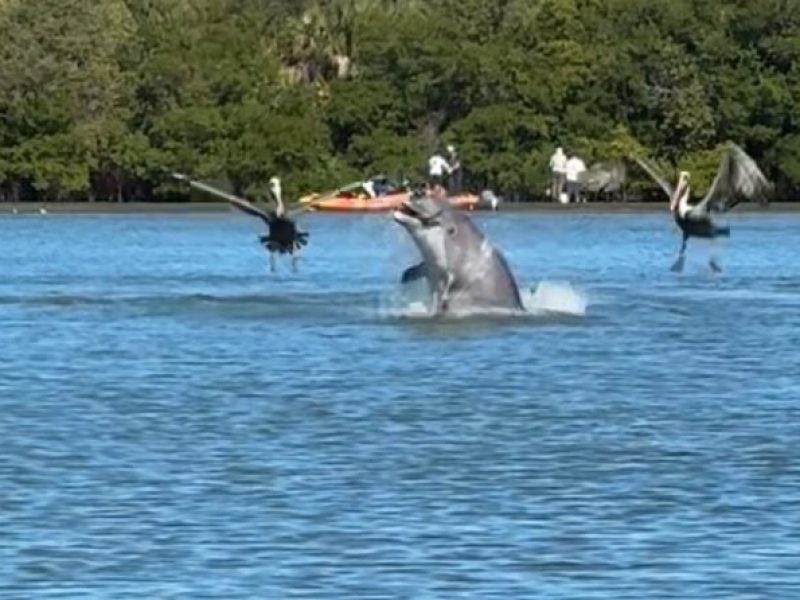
top-left (301, 190), bottom-right (479, 212)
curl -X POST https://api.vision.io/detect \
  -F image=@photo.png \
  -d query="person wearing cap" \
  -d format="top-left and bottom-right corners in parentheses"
top-left (428, 151), bottom-right (452, 195)
top-left (446, 144), bottom-right (462, 195)
top-left (549, 146), bottom-right (567, 202)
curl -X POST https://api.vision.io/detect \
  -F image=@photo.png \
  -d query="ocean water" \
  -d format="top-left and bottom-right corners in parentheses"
top-left (1, 209), bottom-right (799, 598)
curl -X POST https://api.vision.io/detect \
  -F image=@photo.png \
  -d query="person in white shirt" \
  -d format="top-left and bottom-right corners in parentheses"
top-left (481, 189), bottom-right (500, 211)
top-left (428, 152), bottom-right (452, 192)
top-left (362, 179), bottom-right (376, 198)
top-left (565, 153), bottom-right (587, 203)
top-left (549, 147), bottom-right (567, 201)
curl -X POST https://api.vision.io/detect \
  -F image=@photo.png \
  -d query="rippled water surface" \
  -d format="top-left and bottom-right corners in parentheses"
top-left (2, 210), bottom-right (799, 598)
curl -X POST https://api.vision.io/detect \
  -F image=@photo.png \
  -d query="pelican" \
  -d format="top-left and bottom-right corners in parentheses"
top-left (634, 144), bottom-right (771, 272)
top-left (172, 173), bottom-right (309, 272)
top-left (257, 176), bottom-right (309, 272)
top-left (579, 160), bottom-right (626, 202)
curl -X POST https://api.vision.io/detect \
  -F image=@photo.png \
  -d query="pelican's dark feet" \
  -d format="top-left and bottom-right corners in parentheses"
top-left (670, 255), bottom-right (685, 273)
top-left (295, 231), bottom-right (309, 249)
top-left (709, 258), bottom-right (723, 273)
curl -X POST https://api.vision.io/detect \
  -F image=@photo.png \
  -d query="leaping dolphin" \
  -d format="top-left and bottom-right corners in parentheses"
top-left (634, 143), bottom-right (771, 272)
top-left (393, 193), bottom-right (523, 316)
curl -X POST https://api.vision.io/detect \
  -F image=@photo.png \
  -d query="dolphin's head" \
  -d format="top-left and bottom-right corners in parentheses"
top-left (393, 194), bottom-right (457, 272)
top-left (393, 194), bottom-right (458, 239)
top-left (394, 193), bottom-right (444, 228)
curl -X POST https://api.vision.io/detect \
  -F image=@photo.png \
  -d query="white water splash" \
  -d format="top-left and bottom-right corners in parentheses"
top-left (378, 282), bottom-right (434, 318)
top-left (381, 279), bottom-right (588, 319)
top-left (523, 280), bottom-right (588, 316)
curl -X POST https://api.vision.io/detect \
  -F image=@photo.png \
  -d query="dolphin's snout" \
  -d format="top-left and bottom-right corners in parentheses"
top-left (393, 198), bottom-right (420, 226)
top-left (398, 198), bottom-right (416, 215)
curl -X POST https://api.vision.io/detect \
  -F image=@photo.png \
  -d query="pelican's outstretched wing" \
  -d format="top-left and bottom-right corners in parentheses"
top-left (691, 144), bottom-right (771, 215)
top-left (580, 161), bottom-right (626, 193)
top-left (171, 172), bottom-right (274, 223)
top-left (632, 156), bottom-right (674, 198)
top-left (579, 164), bottom-right (612, 193)
top-left (227, 195), bottom-right (276, 223)
top-left (286, 203), bottom-right (317, 218)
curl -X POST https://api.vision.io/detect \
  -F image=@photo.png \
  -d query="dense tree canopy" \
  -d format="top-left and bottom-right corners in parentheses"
top-left (1, 0), bottom-right (800, 202)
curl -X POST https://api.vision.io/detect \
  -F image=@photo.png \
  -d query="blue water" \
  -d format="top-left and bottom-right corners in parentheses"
top-left (1, 210), bottom-right (799, 598)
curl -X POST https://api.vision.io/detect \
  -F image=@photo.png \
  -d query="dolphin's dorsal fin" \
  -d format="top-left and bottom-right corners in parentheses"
top-left (401, 262), bottom-right (428, 283)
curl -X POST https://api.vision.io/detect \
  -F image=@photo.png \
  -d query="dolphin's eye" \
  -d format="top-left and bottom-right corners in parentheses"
top-left (446, 226), bottom-right (456, 235)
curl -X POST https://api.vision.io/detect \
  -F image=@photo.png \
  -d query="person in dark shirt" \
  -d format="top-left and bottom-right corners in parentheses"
top-left (446, 144), bottom-right (462, 195)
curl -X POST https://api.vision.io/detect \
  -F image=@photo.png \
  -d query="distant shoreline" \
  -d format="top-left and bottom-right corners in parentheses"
top-left (0, 201), bottom-right (797, 214)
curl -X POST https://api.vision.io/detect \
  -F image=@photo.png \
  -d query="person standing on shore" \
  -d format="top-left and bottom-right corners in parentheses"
top-left (428, 151), bottom-right (452, 196)
top-left (549, 147), bottom-right (567, 202)
top-left (446, 144), bottom-right (462, 195)
top-left (566, 152), bottom-right (587, 203)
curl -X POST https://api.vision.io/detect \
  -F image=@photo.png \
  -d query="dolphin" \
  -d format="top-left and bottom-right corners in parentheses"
top-left (393, 194), bottom-right (524, 315)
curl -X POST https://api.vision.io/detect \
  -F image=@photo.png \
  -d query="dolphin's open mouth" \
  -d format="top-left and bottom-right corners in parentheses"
top-left (394, 198), bottom-right (442, 227)
top-left (393, 199), bottom-right (422, 226)
top-left (398, 200), bottom-right (418, 218)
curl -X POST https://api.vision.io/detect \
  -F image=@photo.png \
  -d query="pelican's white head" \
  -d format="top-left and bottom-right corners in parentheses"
top-left (671, 171), bottom-right (690, 214)
top-left (269, 176), bottom-right (284, 214)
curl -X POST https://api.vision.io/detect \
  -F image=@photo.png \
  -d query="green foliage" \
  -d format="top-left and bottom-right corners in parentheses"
top-left (573, 126), bottom-right (648, 165)
top-left (771, 135), bottom-right (800, 191)
top-left (2, 0), bottom-right (800, 201)
top-left (347, 129), bottom-right (424, 181)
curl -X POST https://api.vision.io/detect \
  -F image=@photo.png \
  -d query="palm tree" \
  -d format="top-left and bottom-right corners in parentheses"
top-left (278, 0), bottom-right (426, 84)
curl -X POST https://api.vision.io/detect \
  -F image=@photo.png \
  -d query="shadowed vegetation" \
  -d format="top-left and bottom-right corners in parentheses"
top-left (1, 0), bottom-right (799, 202)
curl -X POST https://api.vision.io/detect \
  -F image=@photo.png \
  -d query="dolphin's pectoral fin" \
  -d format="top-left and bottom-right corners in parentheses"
top-left (401, 262), bottom-right (427, 283)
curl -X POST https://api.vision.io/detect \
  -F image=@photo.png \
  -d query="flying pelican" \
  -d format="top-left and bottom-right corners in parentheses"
top-left (172, 173), bottom-right (309, 272)
top-left (634, 144), bottom-right (771, 272)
